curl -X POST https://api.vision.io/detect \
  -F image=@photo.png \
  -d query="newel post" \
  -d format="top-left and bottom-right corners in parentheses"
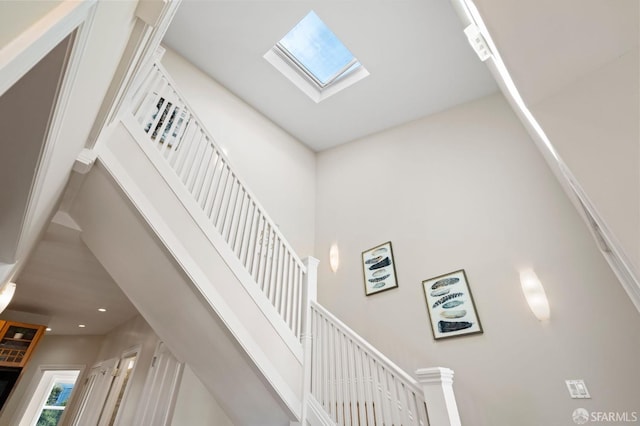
top-left (300, 256), bottom-right (319, 335)
top-left (416, 367), bottom-right (462, 426)
top-left (298, 256), bottom-right (319, 425)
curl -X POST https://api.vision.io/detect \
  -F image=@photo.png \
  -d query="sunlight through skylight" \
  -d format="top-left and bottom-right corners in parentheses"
top-left (278, 11), bottom-right (359, 86)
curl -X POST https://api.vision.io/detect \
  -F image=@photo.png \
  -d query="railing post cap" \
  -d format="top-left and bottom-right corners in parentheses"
top-left (302, 256), bottom-right (320, 268)
top-left (415, 367), bottom-right (455, 384)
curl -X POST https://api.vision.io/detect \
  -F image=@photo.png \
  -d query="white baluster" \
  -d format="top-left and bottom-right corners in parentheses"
top-left (296, 263), bottom-right (304, 335)
top-left (202, 149), bottom-right (222, 217)
top-left (232, 190), bottom-right (248, 253)
top-left (163, 108), bottom-right (187, 156)
top-left (240, 201), bottom-right (256, 266)
top-left (406, 388), bottom-right (420, 426)
top-left (310, 307), bottom-right (319, 397)
top-left (360, 351), bottom-right (376, 425)
top-left (328, 322), bottom-right (338, 422)
top-left (145, 82), bottom-right (169, 138)
top-left (176, 127), bottom-right (201, 181)
top-left (131, 64), bottom-right (160, 116)
top-left (222, 179), bottom-right (240, 241)
top-left (184, 131), bottom-right (206, 189)
top-left (191, 142), bottom-right (213, 200)
top-left (211, 166), bottom-right (230, 228)
top-left (345, 337), bottom-right (358, 424)
top-left (351, 341), bottom-right (366, 425)
top-left (156, 102), bottom-right (177, 155)
top-left (135, 70), bottom-right (164, 125)
top-left (397, 380), bottom-right (411, 426)
top-left (274, 241), bottom-right (285, 311)
top-left (214, 168), bottom-right (232, 230)
top-left (319, 313), bottom-right (329, 411)
top-left (168, 116), bottom-right (195, 168)
top-left (166, 112), bottom-right (191, 163)
top-left (250, 215), bottom-right (265, 281)
top-left (281, 253), bottom-right (292, 327)
top-left (372, 361), bottom-right (384, 425)
top-left (265, 231), bottom-right (279, 303)
top-left (194, 145), bottom-right (217, 208)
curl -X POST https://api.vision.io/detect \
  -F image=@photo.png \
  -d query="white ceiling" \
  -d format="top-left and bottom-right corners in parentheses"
top-left (163, 0), bottom-right (498, 151)
top-left (9, 219), bottom-right (138, 335)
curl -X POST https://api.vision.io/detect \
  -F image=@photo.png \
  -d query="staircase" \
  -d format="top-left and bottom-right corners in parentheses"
top-left (75, 59), bottom-right (462, 425)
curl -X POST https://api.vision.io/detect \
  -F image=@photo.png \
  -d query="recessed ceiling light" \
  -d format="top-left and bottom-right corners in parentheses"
top-left (46, 327), bottom-right (52, 332)
top-left (78, 324), bottom-right (86, 328)
top-left (98, 308), bottom-right (107, 312)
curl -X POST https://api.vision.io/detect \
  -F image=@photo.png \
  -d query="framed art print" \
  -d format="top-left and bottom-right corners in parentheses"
top-left (362, 241), bottom-right (398, 296)
top-left (422, 269), bottom-right (483, 339)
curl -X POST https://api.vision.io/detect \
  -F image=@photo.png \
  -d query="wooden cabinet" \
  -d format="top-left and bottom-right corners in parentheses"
top-left (0, 321), bottom-right (45, 367)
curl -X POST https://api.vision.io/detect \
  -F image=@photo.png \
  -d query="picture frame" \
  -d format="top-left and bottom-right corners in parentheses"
top-left (422, 269), bottom-right (483, 340)
top-left (362, 241), bottom-right (398, 296)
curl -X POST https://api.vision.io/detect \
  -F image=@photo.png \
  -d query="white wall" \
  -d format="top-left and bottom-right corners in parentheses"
top-left (0, 334), bottom-right (104, 426)
top-left (160, 47), bottom-right (316, 258)
top-left (470, 0), bottom-right (640, 304)
top-left (95, 314), bottom-right (157, 362)
top-left (314, 93), bottom-right (640, 426)
top-left (531, 48), bottom-right (640, 274)
top-left (171, 365), bottom-right (235, 426)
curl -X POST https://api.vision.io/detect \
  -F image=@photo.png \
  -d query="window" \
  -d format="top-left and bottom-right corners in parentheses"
top-left (265, 11), bottom-right (369, 102)
top-left (36, 380), bottom-right (75, 425)
top-left (19, 368), bottom-right (81, 426)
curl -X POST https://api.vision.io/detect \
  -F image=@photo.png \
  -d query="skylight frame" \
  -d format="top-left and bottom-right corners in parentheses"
top-left (264, 11), bottom-right (369, 103)
top-left (274, 42), bottom-right (360, 89)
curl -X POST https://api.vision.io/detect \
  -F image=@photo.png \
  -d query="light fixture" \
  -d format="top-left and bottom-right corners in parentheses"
top-left (98, 308), bottom-right (107, 312)
top-left (78, 324), bottom-right (86, 328)
top-left (329, 243), bottom-right (340, 273)
top-left (0, 282), bottom-right (16, 314)
top-left (46, 328), bottom-right (52, 332)
top-left (519, 269), bottom-right (550, 321)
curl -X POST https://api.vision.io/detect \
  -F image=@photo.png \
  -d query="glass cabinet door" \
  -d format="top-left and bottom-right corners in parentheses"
top-left (0, 322), bottom-right (45, 367)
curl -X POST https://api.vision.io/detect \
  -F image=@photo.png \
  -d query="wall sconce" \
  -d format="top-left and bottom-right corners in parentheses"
top-left (329, 243), bottom-right (340, 273)
top-left (519, 269), bottom-right (550, 321)
top-left (0, 282), bottom-right (16, 314)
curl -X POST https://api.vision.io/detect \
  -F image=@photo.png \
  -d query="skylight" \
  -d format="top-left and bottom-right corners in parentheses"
top-left (265, 11), bottom-right (369, 102)
top-left (277, 11), bottom-right (359, 87)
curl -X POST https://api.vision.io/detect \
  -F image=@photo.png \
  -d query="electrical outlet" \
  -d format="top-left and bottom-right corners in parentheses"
top-left (566, 380), bottom-right (591, 399)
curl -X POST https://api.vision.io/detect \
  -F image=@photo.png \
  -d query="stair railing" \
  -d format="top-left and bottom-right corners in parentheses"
top-left (125, 60), bottom-right (462, 426)
top-left (309, 301), bottom-right (430, 426)
top-left (126, 61), bottom-right (308, 340)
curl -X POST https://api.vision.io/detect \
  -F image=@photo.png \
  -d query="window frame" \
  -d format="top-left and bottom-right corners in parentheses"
top-left (16, 365), bottom-right (83, 426)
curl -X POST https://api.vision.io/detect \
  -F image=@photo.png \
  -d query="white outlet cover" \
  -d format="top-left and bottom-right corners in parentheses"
top-left (566, 380), bottom-right (591, 399)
